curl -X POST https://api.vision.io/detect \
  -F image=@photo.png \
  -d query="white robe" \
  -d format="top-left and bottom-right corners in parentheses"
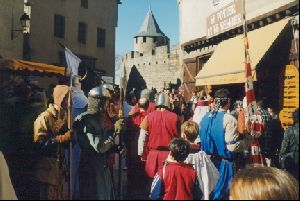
top-left (185, 151), bottom-right (219, 200)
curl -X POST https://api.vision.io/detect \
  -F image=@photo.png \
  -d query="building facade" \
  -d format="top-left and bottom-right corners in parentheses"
top-left (121, 10), bottom-right (181, 92)
top-left (179, 0), bottom-right (299, 127)
top-left (0, 0), bottom-right (24, 59)
top-left (178, 0), bottom-right (299, 100)
top-left (0, 0), bottom-right (119, 85)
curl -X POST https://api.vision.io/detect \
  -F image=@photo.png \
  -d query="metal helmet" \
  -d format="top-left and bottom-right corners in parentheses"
top-left (156, 92), bottom-right (170, 109)
top-left (140, 89), bottom-right (152, 101)
top-left (102, 83), bottom-right (114, 91)
top-left (88, 86), bottom-right (111, 99)
top-left (87, 86), bottom-right (111, 114)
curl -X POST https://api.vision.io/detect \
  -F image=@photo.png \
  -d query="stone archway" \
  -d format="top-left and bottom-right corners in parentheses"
top-left (126, 66), bottom-right (147, 98)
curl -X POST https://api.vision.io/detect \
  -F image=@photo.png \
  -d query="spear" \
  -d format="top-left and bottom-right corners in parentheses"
top-left (117, 65), bottom-right (128, 199)
top-left (59, 42), bottom-right (82, 200)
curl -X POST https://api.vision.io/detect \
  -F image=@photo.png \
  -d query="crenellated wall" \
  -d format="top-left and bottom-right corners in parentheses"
top-left (122, 44), bottom-right (181, 90)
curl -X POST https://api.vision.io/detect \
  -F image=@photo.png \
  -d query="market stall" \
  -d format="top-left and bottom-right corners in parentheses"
top-left (0, 59), bottom-right (66, 200)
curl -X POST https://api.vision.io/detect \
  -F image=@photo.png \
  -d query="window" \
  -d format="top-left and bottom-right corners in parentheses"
top-left (58, 51), bottom-right (66, 66)
top-left (78, 22), bottom-right (87, 44)
top-left (79, 55), bottom-right (96, 70)
top-left (81, 0), bottom-right (88, 9)
top-left (97, 28), bottom-right (105, 47)
top-left (197, 55), bottom-right (211, 73)
top-left (143, 36), bottom-right (146, 43)
top-left (153, 36), bottom-right (157, 42)
top-left (54, 14), bottom-right (65, 38)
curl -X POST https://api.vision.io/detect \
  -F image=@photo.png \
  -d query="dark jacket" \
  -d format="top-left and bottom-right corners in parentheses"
top-left (279, 123), bottom-right (299, 170)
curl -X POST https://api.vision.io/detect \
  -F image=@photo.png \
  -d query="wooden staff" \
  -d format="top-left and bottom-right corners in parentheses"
top-left (60, 41), bottom-right (73, 200)
top-left (118, 87), bottom-right (125, 200)
top-left (68, 86), bottom-right (73, 200)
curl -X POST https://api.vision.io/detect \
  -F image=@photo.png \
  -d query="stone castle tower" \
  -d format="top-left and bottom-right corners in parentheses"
top-left (121, 9), bottom-right (181, 93)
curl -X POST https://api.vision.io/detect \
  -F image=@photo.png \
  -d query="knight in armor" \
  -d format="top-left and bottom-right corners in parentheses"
top-left (140, 92), bottom-right (180, 178)
top-left (33, 85), bottom-right (72, 200)
top-left (73, 86), bottom-right (125, 200)
top-left (199, 89), bottom-right (253, 200)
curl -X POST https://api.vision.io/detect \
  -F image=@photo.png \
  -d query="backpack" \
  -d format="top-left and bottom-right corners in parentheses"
top-left (280, 126), bottom-right (299, 169)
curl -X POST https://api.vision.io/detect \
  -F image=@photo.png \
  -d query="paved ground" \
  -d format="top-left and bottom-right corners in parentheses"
top-left (113, 169), bottom-right (151, 200)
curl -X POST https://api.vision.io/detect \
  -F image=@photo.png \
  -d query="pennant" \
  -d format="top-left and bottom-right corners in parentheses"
top-left (65, 47), bottom-right (81, 76)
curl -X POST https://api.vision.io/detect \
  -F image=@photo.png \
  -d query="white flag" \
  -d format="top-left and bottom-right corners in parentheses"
top-left (65, 47), bottom-right (81, 75)
top-left (120, 65), bottom-right (127, 92)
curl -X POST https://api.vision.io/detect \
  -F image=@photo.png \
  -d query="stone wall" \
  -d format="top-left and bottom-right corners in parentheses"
top-left (122, 45), bottom-right (181, 90)
top-left (0, 0), bottom-right (24, 59)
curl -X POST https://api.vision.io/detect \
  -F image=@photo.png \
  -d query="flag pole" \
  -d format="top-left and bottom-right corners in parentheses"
top-left (118, 78), bottom-right (125, 200)
top-left (118, 88), bottom-right (124, 200)
top-left (117, 65), bottom-right (128, 200)
top-left (243, 0), bottom-right (264, 166)
top-left (58, 42), bottom-right (68, 76)
top-left (68, 74), bottom-right (73, 200)
top-left (60, 42), bottom-right (73, 200)
top-left (61, 44), bottom-right (82, 199)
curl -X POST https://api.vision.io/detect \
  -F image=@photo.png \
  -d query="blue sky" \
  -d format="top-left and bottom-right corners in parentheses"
top-left (116, 0), bottom-right (179, 56)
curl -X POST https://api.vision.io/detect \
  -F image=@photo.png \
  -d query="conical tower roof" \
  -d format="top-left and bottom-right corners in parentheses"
top-left (135, 10), bottom-right (166, 37)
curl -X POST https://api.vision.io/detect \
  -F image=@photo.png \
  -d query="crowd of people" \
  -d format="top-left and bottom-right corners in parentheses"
top-left (0, 79), bottom-right (299, 200)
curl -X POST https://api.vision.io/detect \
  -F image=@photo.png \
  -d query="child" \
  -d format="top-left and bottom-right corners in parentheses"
top-left (182, 121), bottom-right (219, 200)
top-left (150, 138), bottom-right (202, 200)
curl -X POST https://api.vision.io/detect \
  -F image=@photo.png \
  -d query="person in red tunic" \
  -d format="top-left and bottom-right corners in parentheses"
top-left (126, 89), bottom-right (156, 198)
top-left (140, 92), bottom-right (180, 178)
top-left (150, 138), bottom-right (202, 200)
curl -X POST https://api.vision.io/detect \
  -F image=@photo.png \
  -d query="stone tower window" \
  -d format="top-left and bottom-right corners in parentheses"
top-left (143, 36), bottom-right (146, 43)
top-left (153, 37), bottom-right (157, 42)
top-left (136, 37), bottom-right (138, 44)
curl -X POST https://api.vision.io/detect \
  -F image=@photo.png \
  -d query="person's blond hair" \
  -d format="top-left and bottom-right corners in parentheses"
top-left (230, 166), bottom-right (299, 200)
top-left (181, 121), bottom-right (199, 143)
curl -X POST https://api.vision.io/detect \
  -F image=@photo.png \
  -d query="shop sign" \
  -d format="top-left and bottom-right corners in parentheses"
top-left (279, 65), bottom-right (299, 129)
top-left (207, 0), bottom-right (243, 37)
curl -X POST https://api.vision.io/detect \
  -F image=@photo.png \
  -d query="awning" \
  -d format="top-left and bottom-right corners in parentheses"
top-left (0, 59), bottom-right (65, 76)
top-left (196, 18), bottom-right (290, 86)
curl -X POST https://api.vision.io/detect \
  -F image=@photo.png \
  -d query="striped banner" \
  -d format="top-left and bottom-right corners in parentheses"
top-left (244, 37), bottom-right (257, 120)
top-left (244, 36), bottom-right (265, 166)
